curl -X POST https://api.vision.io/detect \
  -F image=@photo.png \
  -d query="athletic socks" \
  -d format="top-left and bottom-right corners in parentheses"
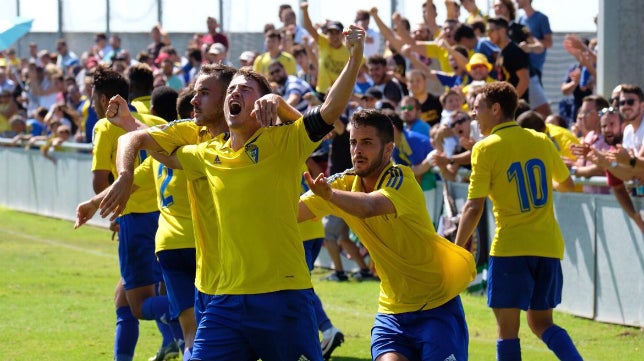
top-left (114, 306), bottom-right (139, 361)
top-left (542, 325), bottom-right (583, 361)
top-left (183, 347), bottom-right (192, 361)
top-left (155, 319), bottom-right (175, 347)
top-left (497, 338), bottom-right (521, 361)
top-left (141, 296), bottom-right (170, 321)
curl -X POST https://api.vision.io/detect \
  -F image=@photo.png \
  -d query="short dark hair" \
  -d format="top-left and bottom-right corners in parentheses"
top-left (621, 84), bottom-right (644, 101)
top-left (487, 16), bottom-right (510, 29)
top-left (151, 86), bottom-right (179, 122)
top-left (582, 95), bottom-right (610, 111)
top-left (470, 20), bottom-right (486, 34)
top-left (515, 99), bottom-right (531, 118)
top-left (351, 109), bottom-right (394, 144)
top-left (234, 67), bottom-right (272, 97)
top-left (517, 110), bottom-right (546, 133)
top-left (480, 82), bottom-right (518, 120)
top-left (265, 29), bottom-right (282, 40)
top-left (187, 47), bottom-right (202, 62)
top-left (292, 44), bottom-right (307, 57)
top-left (367, 54), bottom-right (387, 67)
top-left (199, 63), bottom-right (237, 85)
top-left (382, 109), bottom-right (404, 132)
top-left (177, 88), bottom-right (195, 119)
top-left (454, 24), bottom-right (476, 42)
top-left (401, 95), bottom-right (421, 110)
top-left (127, 63), bottom-right (154, 99)
top-left (93, 66), bottom-right (130, 100)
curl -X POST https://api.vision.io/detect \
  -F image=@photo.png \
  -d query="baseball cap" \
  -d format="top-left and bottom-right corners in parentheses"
top-left (361, 87), bottom-right (382, 100)
top-left (239, 51), bottom-right (255, 62)
top-left (326, 21), bottom-right (344, 32)
top-left (209, 43), bottom-right (226, 55)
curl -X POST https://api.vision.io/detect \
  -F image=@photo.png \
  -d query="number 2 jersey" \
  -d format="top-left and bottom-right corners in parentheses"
top-left (468, 123), bottom-right (571, 259)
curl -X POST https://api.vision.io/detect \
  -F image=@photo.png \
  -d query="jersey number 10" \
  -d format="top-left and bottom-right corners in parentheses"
top-left (507, 159), bottom-right (548, 212)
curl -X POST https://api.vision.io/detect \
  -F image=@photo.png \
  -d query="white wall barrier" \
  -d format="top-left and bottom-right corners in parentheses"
top-left (0, 142), bottom-right (642, 327)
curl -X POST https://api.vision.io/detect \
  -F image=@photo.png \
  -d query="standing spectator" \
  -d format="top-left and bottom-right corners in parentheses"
top-left (253, 30), bottom-right (297, 77)
top-left (487, 17), bottom-right (530, 102)
top-left (201, 16), bottom-right (229, 50)
top-left (103, 34), bottom-right (124, 63)
top-left (238, 51), bottom-right (257, 68)
top-left (560, 38), bottom-right (594, 124)
top-left (366, 55), bottom-right (405, 106)
top-left (516, 0), bottom-right (553, 117)
top-left (160, 58), bottom-right (185, 92)
top-left (147, 24), bottom-right (170, 61)
top-left (405, 69), bottom-right (442, 127)
top-left (619, 84), bottom-right (644, 153)
top-left (55, 39), bottom-right (79, 74)
top-left (279, 7), bottom-right (309, 45)
top-left (354, 10), bottom-right (381, 57)
top-left (206, 43), bottom-right (232, 66)
top-left (93, 33), bottom-right (112, 61)
top-left (301, 2), bottom-right (349, 98)
top-left (455, 81), bottom-right (581, 361)
top-left (399, 95), bottom-right (430, 137)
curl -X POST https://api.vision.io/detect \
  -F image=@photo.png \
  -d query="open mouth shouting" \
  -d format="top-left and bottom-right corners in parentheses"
top-left (229, 100), bottom-right (242, 116)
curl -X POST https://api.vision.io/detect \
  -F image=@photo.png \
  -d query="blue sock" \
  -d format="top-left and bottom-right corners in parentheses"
top-left (115, 306), bottom-right (139, 361)
top-left (170, 320), bottom-right (184, 348)
top-left (141, 296), bottom-right (170, 321)
top-left (312, 292), bottom-right (332, 332)
top-left (183, 347), bottom-right (192, 361)
top-left (542, 325), bottom-right (583, 361)
top-left (156, 319), bottom-right (175, 347)
top-left (497, 338), bottom-right (521, 361)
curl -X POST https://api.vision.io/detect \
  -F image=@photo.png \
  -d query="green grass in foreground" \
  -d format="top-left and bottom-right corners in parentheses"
top-left (0, 207), bottom-right (641, 360)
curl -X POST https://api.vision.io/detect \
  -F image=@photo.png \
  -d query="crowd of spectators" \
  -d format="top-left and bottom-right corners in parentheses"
top-left (1, 0), bottom-right (642, 235)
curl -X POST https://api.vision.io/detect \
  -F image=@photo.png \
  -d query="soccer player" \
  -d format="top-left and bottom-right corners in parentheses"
top-left (129, 25), bottom-right (364, 361)
top-left (89, 66), bottom-right (172, 361)
top-left (454, 82), bottom-right (582, 361)
top-left (299, 108), bottom-right (476, 361)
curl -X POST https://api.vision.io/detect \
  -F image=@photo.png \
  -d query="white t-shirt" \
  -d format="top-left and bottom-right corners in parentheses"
top-left (622, 115), bottom-right (644, 152)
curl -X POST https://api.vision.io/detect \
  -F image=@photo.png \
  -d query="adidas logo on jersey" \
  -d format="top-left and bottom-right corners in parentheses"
top-left (297, 355), bottom-right (310, 361)
top-left (213, 155), bottom-right (221, 164)
top-left (444, 354), bottom-right (457, 361)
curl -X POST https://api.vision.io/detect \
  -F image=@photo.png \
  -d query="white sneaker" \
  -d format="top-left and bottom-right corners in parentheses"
top-left (320, 326), bottom-right (344, 360)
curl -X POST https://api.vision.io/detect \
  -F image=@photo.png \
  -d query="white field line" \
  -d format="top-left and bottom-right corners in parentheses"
top-left (0, 227), bottom-right (116, 259)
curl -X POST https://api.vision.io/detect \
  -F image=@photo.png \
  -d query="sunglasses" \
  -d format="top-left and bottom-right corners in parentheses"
top-left (450, 117), bottom-right (469, 128)
top-left (619, 98), bottom-right (637, 107)
top-left (597, 107), bottom-right (619, 117)
top-left (400, 105), bottom-right (414, 111)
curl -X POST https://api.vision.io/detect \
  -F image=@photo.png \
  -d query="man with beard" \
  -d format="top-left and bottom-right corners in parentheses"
top-left (299, 109), bottom-right (476, 361)
top-left (267, 60), bottom-right (313, 113)
top-left (587, 107), bottom-right (644, 233)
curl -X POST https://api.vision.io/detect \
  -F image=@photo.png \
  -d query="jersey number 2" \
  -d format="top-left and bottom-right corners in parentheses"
top-left (507, 159), bottom-right (547, 212)
top-left (157, 164), bottom-right (174, 208)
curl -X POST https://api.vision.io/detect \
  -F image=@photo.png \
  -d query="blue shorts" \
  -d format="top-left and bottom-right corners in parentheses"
top-left (371, 296), bottom-right (469, 361)
top-left (303, 238), bottom-right (323, 271)
top-left (195, 290), bottom-right (214, 329)
top-left (117, 212), bottom-right (162, 290)
top-left (191, 289), bottom-right (322, 361)
top-left (487, 256), bottom-right (563, 311)
top-left (156, 248), bottom-right (196, 320)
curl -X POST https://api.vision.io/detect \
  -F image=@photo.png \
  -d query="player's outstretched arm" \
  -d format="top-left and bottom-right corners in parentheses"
top-left (251, 93), bottom-right (302, 126)
top-left (303, 171), bottom-right (396, 218)
top-left (319, 25), bottom-right (365, 125)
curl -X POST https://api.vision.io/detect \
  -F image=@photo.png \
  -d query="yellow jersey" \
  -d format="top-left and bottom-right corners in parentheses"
top-left (147, 119), bottom-right (220, 294)
top-left (176, 117), bottom-right (318, 295)
top-left (301, 163), bottom-right (476, 314)
top-left (133, 156), bottom-right (195, 253)
top-left (315, 35), bottom-right (349, 94)
top-left (298, 168), bottom-right (324, 241)
top-left (468, 122), bottom-right (571, 259)
top-left (545, 123), bottom-right (579, 162)
top-left (424, 43), bottom-right (453, 73)
top-left (91, 112), bottom-right (166, 214)
top-left (131, 95), bottom-right (152, 115)
top-left (252, 51), bottom-right (298, 77)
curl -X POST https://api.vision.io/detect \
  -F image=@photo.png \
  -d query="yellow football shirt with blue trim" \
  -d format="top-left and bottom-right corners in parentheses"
top-left (91, 112), bottom-right (166, 214)
top-left (545, 123), bottom-right (579, 161)
top-left (301, 163), bottom-right (476, 314)
top-left (147, 120), bottom-right (221, 294)
top-left (468, 123), bottom-right (571, 259)
top-left (133, 157), bottom-right (195, 253)
top-left (131, 95), bottom-right (152, 115)
top-left (176, 117), bottom-right (317, 295)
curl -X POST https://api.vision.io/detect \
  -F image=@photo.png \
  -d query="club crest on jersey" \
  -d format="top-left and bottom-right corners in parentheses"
top-left (213, 155), bottom-right (221, 164)
top-left (245, 143), bottom-right (259, 163)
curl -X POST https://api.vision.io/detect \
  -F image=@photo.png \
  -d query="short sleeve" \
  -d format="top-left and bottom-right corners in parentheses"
top-left (175, 144), bottom-right (206, 181)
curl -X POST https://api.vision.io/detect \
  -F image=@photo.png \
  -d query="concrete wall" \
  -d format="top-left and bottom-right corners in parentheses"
top-left (0, 144), bottom-right (642, 327)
